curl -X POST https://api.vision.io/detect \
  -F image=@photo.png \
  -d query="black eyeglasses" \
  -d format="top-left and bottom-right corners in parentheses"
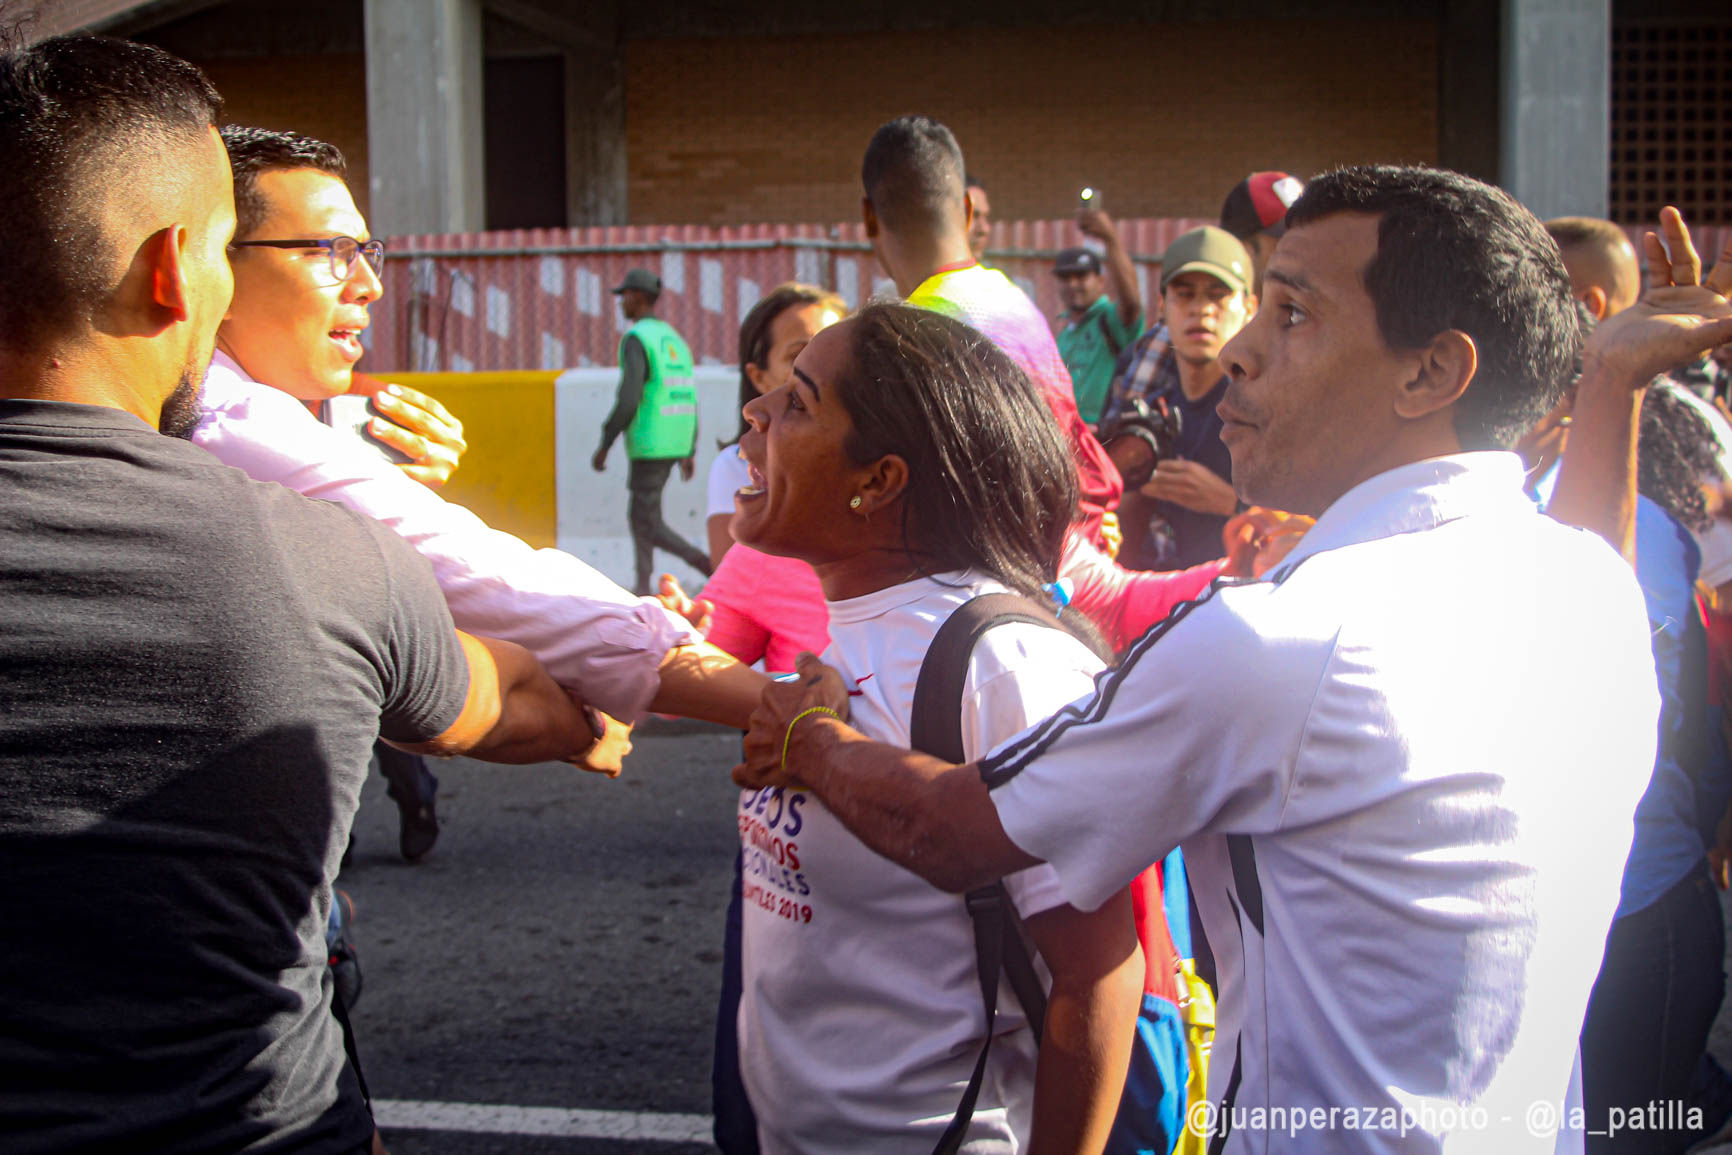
top-left (229, 235), bottom-right (386, 281)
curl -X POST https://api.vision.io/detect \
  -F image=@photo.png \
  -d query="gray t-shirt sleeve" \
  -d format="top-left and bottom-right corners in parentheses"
top-left (361, 517), bottom-right (472, 744)
top-left (600, 334), bottom-right (649, 451)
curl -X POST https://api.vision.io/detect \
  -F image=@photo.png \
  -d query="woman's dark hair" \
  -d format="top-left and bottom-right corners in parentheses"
top-left (727, 283), bottom-right (841, 446)
top-left (1286, 165), bottom-right (1581, 452)
top-left (833, 302), bottom-right (1078, 605)
top-left (1638, 385), bottom-right (1720, 534)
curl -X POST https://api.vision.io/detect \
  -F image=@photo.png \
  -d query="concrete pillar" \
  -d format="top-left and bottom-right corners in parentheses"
top-left (564, 43), bottom-right (628, 226)
top-left (1499, 0), bottom-right (1610, 220)
top-left (364, 0), bottom-right (486, 235)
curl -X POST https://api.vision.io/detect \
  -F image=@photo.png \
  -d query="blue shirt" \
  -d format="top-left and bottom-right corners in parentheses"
top-left (1618, 497), bottom-right (1726, 916)
top-left (1529, 470), bottom-right (1728, 916)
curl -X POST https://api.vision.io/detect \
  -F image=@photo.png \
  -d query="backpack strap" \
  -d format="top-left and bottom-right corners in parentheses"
top-left (912, 592), bottom-right (1056, 1155)
top-left (1206, 834), bottom-right (1263, 1155)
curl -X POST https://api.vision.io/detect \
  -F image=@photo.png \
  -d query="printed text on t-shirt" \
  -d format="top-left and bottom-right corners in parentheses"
top-left (739, 787), bottom-right (812, 923)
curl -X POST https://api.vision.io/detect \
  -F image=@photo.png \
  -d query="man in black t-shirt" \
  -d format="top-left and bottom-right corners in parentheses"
top-left (0, 36), bottom-right (601, 1154)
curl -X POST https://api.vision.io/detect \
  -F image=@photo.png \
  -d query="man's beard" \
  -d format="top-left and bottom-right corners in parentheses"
top-left (158, 365), bottom-right (205, 440)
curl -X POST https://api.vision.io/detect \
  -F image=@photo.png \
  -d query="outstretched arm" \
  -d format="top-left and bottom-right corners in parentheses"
top-left (393, 631), bottom-right (600, 765)
top-left (1549, 208), bottom-right (1732, 558)
top-left (732, 652), bottom-right (1036, 892)
top-left (652, 641), bottom-right (772, 731)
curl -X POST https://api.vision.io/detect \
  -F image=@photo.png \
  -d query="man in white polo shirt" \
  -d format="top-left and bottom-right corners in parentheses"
top-left (737, 167), bottom-right (1732, 1153)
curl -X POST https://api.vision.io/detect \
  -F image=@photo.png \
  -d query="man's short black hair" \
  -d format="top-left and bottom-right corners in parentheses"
top-left (221, 125), bottom-right (347, 240)
top-left (1286, 165), bottom-right (1580, 451)
top-left (0, 35), bottom-right (221, 348)
top-left (861, 115), bottom-right (967, 234)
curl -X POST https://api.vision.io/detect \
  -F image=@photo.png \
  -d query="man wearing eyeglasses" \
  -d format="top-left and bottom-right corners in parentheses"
top-left (191, 128), bottom-right (769, 743)
top-left (210, 127), bottom-right (462, 862)
top-left (216, 134), bottom-right (458, 482)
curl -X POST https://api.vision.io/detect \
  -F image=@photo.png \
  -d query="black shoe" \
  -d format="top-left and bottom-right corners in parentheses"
top-left (387, 765), bottom-right (440, 862)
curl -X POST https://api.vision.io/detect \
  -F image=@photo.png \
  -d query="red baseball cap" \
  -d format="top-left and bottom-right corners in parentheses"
top-left (1220, 172), bottom-right (1306, 240)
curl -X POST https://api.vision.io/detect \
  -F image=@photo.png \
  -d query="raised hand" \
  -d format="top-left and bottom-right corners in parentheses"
top-left (1582, 207), bottom-right (1732, 387)
top-left (1075, 206), bottom-right (1119, 243)
top-left (367, 384), bottom-right (468, 489)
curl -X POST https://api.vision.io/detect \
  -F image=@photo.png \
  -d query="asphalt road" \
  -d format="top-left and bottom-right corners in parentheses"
top-left (339, 721), bottom-right (743, 1154)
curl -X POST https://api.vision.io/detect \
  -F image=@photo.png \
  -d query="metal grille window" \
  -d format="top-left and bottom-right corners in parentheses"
top-left (1609, 21), bottom-right (1731, 225)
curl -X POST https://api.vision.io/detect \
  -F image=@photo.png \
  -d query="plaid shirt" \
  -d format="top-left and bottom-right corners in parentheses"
top-left (1101, 322), bottom-right (1176, 427)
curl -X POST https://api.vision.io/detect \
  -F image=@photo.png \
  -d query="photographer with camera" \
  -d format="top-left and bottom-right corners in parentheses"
top-left (1103, 226), bottom-right (1256, 568)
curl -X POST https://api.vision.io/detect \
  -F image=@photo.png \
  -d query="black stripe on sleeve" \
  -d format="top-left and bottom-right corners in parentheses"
top-left (978, 574), bottom-right (1247, 790)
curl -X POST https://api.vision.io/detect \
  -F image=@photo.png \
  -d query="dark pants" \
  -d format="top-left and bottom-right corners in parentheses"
top-left (1581, 859), bottom-right (1726, 1154)
top-left (627, 458), bottom-right (709, 595)
top-left (374, 741), bottom-right (435, 808)
top-left (711, 849), bottom-right (760, 1153)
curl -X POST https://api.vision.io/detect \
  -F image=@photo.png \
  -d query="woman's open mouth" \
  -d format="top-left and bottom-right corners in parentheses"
top-left (736, 460), bottom-right (767, 500)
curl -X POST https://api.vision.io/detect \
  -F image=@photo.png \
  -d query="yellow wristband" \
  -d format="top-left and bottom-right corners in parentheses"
top-left (782, 705), bottom-right (840, 778)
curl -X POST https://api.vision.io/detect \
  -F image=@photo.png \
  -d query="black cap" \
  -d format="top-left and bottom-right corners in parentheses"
top-left (611, 268), bottom-right (662, 295)
top-left (1053, 247), bottom-right (1103, 276)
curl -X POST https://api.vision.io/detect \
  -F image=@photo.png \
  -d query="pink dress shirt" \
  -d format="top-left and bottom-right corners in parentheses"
top-left (190, 352), bottom-right (696, 722)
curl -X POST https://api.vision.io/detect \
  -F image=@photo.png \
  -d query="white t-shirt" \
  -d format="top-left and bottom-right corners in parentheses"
top-left (708, 446), bottom-right (752, 518)
top-left (738, 572), bottom-right (1104, 1155)
top-left (986, 454), bottom-right (1658, 1154)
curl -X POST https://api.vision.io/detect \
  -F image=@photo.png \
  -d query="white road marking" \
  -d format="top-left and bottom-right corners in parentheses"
top-left (373, 1099), bottom-right (712, 1143)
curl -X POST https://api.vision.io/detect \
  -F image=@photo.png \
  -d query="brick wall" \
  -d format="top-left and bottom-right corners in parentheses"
top-left (198, 53), bottom-right (373, 221)
top-left (625, 18), bottom-right (1440, 226)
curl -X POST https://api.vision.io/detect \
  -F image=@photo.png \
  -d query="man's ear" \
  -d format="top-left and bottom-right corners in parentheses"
top-left (145, 224), bottom-right (193, 323)
top-left (862, 197), bottom-right (880, 240)
top-left (855, 452), bottom-right (908, 516)
top-left (1395, 329), bottom-right (1477, 421)
top-left (1581, 285), bottom-right (1609, 321)
top-left (962, 189), bottom-right (974, 232)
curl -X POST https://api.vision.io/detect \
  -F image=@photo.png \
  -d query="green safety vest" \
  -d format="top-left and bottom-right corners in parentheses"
top-left (622, 316), bottom-right (698, 460)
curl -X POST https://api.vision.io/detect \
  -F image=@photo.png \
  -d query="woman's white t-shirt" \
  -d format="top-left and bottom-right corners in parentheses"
top-left (737, 571), bottom-right (1105, 1154)
top-left (708, 447), bottom-right (752, 518)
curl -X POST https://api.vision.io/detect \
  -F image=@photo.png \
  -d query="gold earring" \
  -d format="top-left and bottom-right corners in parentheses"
top-left (849, 496), bottom-right (862, 509)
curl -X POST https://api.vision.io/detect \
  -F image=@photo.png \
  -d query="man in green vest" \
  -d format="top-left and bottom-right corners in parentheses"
top-left (593, 268), bottom-right (711, 595)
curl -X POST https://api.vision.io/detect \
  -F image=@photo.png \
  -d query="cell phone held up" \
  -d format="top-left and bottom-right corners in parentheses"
top-left (319, 393), bottom-right (416, 465)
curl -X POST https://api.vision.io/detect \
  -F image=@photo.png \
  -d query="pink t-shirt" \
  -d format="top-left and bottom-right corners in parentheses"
top-left (701, 544), bottom-right (829, 673)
